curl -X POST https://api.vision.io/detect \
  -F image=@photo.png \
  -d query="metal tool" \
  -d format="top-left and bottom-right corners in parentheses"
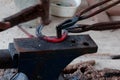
top-left (56, 0), bottom-right (120, 38)
top-left (36, 0), bottom-right (120, 43)
top-left (36, 25), bottom-right (68, 43)
top-left (0, 35), bottom-right (97, 80)
top-left (67, 21), bottom-right (120, 33)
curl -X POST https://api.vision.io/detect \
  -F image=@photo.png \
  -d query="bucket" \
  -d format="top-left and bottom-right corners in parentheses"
top-left (50, 0), bottom-right (81, 17)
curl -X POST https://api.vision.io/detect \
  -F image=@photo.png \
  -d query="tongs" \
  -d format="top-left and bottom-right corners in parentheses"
top-left (67, 21), bottom-right (120, 33)
top-left (57, 0), bottom-right (120, 37)
top-left (36, 0), bottom-right (120, 43)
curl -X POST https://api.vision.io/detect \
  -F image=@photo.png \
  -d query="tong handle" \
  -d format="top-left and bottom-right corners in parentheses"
top-left (67, 21), bottom-right (120, 33)
top-left (56, 0), bottom-right (120, 38)
top-left (76, 0), bottom-right (120, 20)
top-left (88, 21), bottom-right (120, 30)
top-left (76, 0), bottom-right (110, 16)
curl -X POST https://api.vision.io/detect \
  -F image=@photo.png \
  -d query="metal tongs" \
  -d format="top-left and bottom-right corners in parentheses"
top-left (36, 0), bottom-right (120, 43)
top-left (56, 0), bottom-right (120, 38)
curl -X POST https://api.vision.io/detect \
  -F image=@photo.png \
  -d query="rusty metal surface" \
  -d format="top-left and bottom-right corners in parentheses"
top-left (62, 60), bottom-right (120, 80)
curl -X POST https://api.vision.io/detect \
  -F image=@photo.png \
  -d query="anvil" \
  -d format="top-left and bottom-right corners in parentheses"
top-left (0, 35), bottom-right (97, 80)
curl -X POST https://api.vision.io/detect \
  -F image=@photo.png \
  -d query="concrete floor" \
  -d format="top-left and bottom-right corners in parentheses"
top-left (0, 0), bottom-right (120, 70)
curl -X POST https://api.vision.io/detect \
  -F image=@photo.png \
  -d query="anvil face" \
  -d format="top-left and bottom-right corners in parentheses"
top-left (14, 35), bottom-right (97, 54)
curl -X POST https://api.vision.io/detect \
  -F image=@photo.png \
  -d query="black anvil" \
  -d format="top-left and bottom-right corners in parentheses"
top-left (0, 35), bottom-right (97, 80)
